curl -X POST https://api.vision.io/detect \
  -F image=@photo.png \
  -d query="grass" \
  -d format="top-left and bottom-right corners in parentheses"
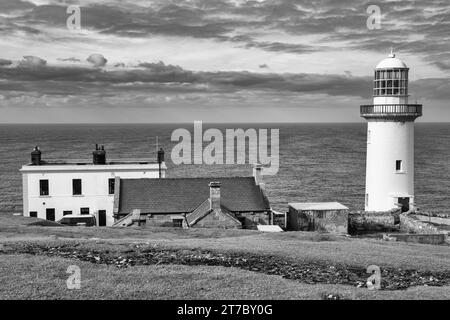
top-left (1, 254), bottom-right (450, 300)
top-left (1, 214), bottom-right (450, 299)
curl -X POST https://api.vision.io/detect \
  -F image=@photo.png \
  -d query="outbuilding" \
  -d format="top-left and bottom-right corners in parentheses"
top-left (287, 202), bottom-right (349, 234)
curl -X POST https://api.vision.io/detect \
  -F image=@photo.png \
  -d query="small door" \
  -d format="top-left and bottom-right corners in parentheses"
top-left (98, 210), bottom-right (107, 226)
top-left (398, 197), bottom-right (410, 212)
top-left (46, 208), bottom-right (55, 221)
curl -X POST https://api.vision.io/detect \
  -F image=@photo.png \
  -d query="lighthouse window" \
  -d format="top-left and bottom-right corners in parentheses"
top-left (39, 179), bottom-right (49, 196)
top-left (72, 179), bottom-right (82, 195)
top-left (396, 160), bottom-right (403, 172)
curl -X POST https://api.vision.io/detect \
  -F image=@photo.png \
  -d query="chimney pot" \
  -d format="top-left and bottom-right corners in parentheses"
top-left (31, 146), bottom-right (42, 165)
top-left (93, 144), bottom-right (106, 164)
top-left (157, 148), bottom-right (165, 164)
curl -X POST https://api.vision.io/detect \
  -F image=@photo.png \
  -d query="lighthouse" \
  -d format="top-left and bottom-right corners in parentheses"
top-left (361, 51), bottom-right (422, 212)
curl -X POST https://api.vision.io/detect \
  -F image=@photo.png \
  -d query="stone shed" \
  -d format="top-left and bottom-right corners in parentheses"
top-left (287, 202), bottom-right (349, 234)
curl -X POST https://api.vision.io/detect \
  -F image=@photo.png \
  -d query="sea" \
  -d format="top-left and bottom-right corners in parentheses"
top-left (0, 123), bottom-right (449, 215)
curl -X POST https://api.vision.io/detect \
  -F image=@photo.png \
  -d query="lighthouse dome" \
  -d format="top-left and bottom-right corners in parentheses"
top-left (376, 52), bottom-right (408, 69)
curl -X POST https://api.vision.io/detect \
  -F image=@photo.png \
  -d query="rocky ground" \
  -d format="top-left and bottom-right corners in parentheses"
top-left (3, 241), bottom-right (450, 292)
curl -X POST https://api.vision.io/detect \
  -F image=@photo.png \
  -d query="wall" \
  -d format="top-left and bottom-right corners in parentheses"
top-left (237, 212), bottom-right (270, 229)
top-left (388, 233), bottom-right (446, 245)
top-left (348, 208), bottom-right (400, 234)
top-left (22, 164), bottom-right (164, 226)
top-left (287, 207), bottom-right (348, 234)
top-left (192, 210), bottom-right (242, 229)
top-left (305, 209), bottom-right (348, 234)
top-left (286, 206), bottom-right (309, 231)
top-left (145, 213), bottom-right (186, 228)
top-left (400, 214), bottom-right (441, 234)
top-left (365, 121), bottom-right (415, 211)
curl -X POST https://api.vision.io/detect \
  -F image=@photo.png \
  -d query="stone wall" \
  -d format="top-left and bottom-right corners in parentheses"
top-left (145, 213), bottom-right (186, 228)
top-left (306, 210), bottom-right (348, 234)
top-left (348, 208), bottom-right (401, 234)
top-left (287, 208), bottom-right (348, 234)
top-left (237, 212), bottom-right (270, 230)
top-left (386, 233), bottom-right (446, 245)
top-left (399, 214), bottom-right (441, 234)
top-left (272, 213), bottom-right (286, 229)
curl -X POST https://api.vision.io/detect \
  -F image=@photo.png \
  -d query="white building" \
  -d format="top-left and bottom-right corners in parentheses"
top-left (361, 51), bottom-right (422, 212)
top-left (20, 145), bottom-right (166, 226)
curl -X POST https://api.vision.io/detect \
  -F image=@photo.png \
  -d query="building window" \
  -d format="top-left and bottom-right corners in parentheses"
top-left (39, 179), bottom-right (49, 196)
top-left (172, 219), bottom-right (183, 228)
top-left (63, 210), bottom-right (72, 216)
top-left (80, 207), bottom-right (90, 215)
top-left (396, 160), bottom-right (403, 172)
top-left (72, 179), bottom-right (82, 195)
top-left (29, 211), bottom-right (37, 218)
top-left (108, 178), bottom-right (115, 195)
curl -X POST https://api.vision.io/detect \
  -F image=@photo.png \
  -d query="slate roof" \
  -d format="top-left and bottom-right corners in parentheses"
top-left (118, 177), bottom-right (270, 215)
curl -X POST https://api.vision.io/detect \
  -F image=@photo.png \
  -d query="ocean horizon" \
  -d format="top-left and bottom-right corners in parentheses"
top-left (1, 122), bottom-right (449, 215)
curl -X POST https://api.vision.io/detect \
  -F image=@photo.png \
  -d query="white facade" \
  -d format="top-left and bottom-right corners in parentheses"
top-left (361, 53), bottom-right (422, 212)
top-left (365, 121), bottom-right (414, 211)
top-left (21, 162), bottom-right (166, 226)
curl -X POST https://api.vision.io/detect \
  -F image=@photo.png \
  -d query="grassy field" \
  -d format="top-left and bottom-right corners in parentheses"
top-left (1, 215), bottom-right (450, 300)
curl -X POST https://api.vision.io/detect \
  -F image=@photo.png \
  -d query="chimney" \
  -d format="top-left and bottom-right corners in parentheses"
top-left (31, 146), bottom-right (41, 165)
top-left (253, 163), bottom-right (264, 188)
top-left (93, 144), bottom-right (106, 165)
top-left (209, 181), bottom-right (221, 211)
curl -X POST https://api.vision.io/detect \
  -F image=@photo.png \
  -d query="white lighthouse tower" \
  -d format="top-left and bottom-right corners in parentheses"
top-left (361, 51), bottom-right (422, 212)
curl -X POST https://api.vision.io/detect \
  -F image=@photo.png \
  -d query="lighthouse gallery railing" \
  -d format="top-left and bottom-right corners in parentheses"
top-left (360, 104), bottom-right (422, 117)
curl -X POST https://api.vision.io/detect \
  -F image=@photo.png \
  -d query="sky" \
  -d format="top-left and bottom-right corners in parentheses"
top-left (0, 0), bottom-right (449, 123)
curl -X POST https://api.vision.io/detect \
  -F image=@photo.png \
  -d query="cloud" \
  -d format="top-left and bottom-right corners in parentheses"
top-left (57, 57), bottom-right (81, 63)
top-left (2, 57), bottom-right (448, 102)
top-left (87, 54), bottom-right (107, 68)
top-left (0, 59), bottom-right (12, 66)
top-left (18, 56), bottom-right (47, 67)
top-left (0, 59), bottom-right (380, 99)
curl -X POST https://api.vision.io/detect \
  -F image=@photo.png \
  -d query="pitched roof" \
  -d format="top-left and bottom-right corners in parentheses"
top-left (185, 200), bottom-right (211, 225)
top-left (185, 201), bottom-right (241, 227)
top-left (288, 202), bottom-right (349, 211)
top-left (118, 177), bottom-right (270, 214)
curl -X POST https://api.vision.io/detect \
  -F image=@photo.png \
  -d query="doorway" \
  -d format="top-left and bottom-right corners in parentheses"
top-left (98, 210), bottom-right (107, 226)
top-left (398, 197), bottom-right (410, 212)
top-left (46, 208), bottom-right (55, 221)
